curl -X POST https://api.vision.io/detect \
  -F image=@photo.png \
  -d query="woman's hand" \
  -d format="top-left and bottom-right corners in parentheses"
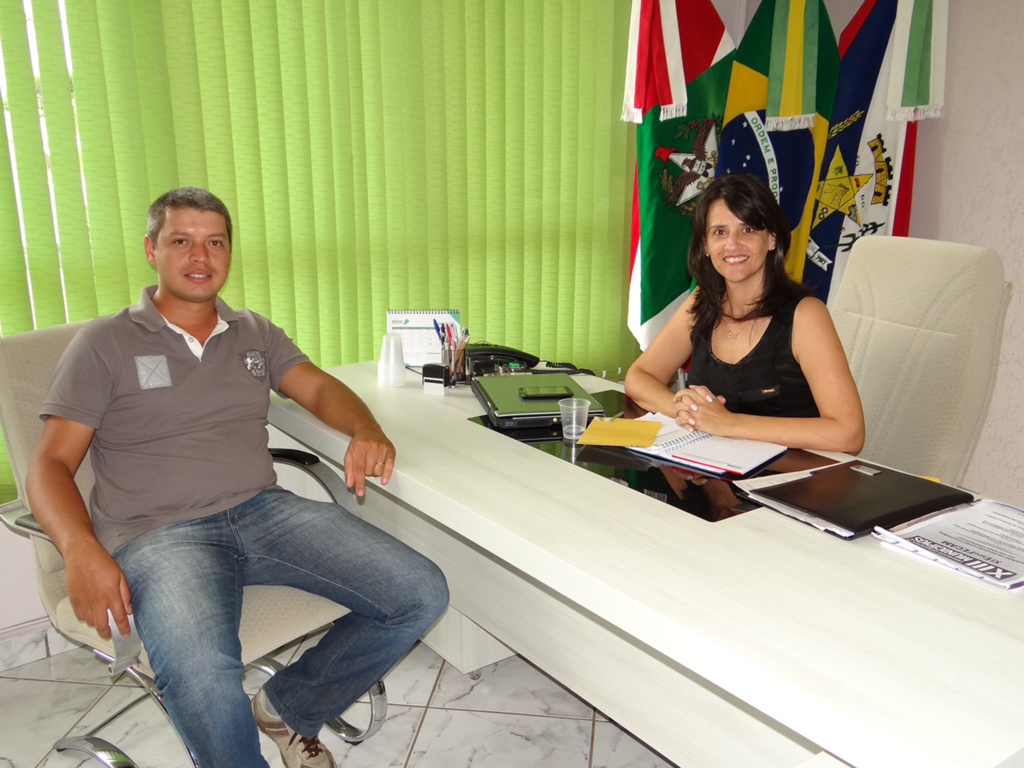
top-left (673, 385), bottom-right (730, 434)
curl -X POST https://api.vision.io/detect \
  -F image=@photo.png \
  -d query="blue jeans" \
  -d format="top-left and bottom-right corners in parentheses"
top-left (112, 488), bottom-right (449, 767)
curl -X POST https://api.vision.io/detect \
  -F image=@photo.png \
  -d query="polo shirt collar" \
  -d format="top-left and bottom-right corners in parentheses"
top-left (129, 285), bottom-right (238, 332)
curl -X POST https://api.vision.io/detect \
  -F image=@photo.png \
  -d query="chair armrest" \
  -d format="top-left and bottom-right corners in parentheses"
top-left (269, 448), bottom-right (349, 505)
top-left (1, 501), bottom-right (141, 675)
top-left (1, 500), bottom-right (46, 538)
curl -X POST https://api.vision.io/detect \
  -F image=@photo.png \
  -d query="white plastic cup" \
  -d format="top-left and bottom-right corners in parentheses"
top-left (378, 333), bottom-right (406, 387)
top-left (559, 398), bottom-right (589, 441)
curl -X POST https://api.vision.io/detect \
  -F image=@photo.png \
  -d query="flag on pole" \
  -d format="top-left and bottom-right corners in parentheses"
top-left (887, 0), bottom-right (947, 121)
top-left (622, 0), bottom-right (734, 349)
top-left (805, 0), bottom-right (905, 303)
top-left (716, 0), bottom-right (840, 282)
top-left (764, 0), bottom-right (835, 131)
top-left (803, 0), bottom-right (946, 304)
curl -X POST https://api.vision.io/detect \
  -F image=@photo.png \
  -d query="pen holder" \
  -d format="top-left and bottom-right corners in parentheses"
top-left (451, 346), bottom-right (471, 385)
top-left (436, 331), bottom-right (471, 386)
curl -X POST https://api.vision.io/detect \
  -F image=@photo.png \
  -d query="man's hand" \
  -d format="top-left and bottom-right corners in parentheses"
top-left (63, 538), bottom-right (133, 640)
top-left (27, 415), bottom-right (132, 639)
top-left (279, 363), bottom-right (398, 496)
top-left (344, 427), bottom-right (396, 496)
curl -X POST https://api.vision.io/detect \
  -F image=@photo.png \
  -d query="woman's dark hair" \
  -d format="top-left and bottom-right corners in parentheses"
top-left (687, 173), bottom-right (808, 338)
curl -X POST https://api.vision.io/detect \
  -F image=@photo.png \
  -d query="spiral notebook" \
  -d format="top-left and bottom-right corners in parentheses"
top-left (386, 309), bottom-right (461, 365)
top-left (626, 413), bottom-right (786, 477)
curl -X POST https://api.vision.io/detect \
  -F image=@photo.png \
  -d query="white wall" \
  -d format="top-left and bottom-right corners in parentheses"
top-left (910, 0), bottom-right (1024, 505)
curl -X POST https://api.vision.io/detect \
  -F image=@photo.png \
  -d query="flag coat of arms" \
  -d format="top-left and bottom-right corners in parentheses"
top-left (803, 0), bottom-right (946, 304)
top-left (623, 0), bottom-right (734, 349)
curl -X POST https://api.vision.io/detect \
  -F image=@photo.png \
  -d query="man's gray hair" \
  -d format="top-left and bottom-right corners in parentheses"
top-left (147, 187), bottom-right (233, 247)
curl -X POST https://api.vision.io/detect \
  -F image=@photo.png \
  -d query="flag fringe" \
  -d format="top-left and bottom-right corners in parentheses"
top-left (764, 113), bottom-right (816, 131)
top-left (621, 105), bottom-right (644, 124)
top-left (887, 104), bottom-right (943, 122)
top-left (659, 103), bottom-right (689, 121)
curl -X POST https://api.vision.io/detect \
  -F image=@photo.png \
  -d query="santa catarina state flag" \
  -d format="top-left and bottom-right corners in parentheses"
top-left (805, 0), bottom-right (906, 304)
top-left (716, 0), bottom-right (839, 283)
top-left (622, 0), bottom-right (734, 349)
top-left (804, 0), bottom-right (945, 304)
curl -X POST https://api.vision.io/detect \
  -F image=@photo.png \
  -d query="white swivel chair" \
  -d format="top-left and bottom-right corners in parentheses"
top-left (830, 235), bottom-right (1013, 486)
top-left (0, 321), bottom-right (386, 767)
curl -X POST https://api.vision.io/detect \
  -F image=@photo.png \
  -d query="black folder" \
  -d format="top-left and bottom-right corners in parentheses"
top-left (754, 461), bottom-right (974, 538)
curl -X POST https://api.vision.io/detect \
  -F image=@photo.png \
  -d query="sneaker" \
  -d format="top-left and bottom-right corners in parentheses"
top-left (251, 686), bottom-right (337, 768)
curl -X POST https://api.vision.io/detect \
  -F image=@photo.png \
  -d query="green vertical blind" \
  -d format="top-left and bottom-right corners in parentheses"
top-left (0, 0), bottom-right (639, 499)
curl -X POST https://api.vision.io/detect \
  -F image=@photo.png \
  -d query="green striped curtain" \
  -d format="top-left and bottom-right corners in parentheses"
top-left (0, 0), bottom-right (639, 501)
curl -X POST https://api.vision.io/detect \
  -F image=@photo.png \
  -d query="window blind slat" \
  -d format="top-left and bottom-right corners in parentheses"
top-left (222, 0), bottom-right (271, 319)
top-left (65, 0), bottom-right (131, 315)
top-left (33, 0), bottom-right (97, 323)
top-left (191, 0), bottom-right (244, 309)
top-left (0, 2), bottom-right (64, 329)
top-left (96, 1), bottom-right (152, 296)
top-left (130, 0), bottom-right (178, 203)
top-left (278, 1), bottom-right (320, 362)
top-left (324, 0), bottom-right (361, 364)
top-left (250, 0), bottom-right (296, 339)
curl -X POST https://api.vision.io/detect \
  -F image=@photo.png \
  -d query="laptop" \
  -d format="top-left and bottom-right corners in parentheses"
top-left (471, 373), bottom-right (604, 429)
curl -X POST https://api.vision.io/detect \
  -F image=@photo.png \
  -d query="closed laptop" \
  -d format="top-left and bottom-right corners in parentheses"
top-left (472, 373), bottom-right (604, 429)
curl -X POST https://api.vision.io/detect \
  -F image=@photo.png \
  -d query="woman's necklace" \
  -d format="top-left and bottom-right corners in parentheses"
top-left (722, 313), bottom-right (763, 340)
top-left (723, 317), bottom-right (748, 339)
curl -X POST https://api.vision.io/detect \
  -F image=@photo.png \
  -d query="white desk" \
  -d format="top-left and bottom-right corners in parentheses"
top-left (268, 361), bottom-right (1024, 768)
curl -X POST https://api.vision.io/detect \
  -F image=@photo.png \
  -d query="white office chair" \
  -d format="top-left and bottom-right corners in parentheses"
top-left (0, 321), bottom-right (386, 767)
top-left (830, 235), bottom-right (1013, 486)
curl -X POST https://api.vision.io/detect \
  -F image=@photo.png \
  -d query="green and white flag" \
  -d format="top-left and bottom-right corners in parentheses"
top-left (887, 0), bottom-right (947, 120)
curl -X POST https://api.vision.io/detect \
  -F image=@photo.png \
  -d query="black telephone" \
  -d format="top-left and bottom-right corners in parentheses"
top-left (464, 342), bottom-right (594, 377)
top-left (465, 342), bottom-right (539, 376)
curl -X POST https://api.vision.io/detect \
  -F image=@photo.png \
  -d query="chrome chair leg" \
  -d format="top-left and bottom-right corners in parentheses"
top-left (248, 654), bottom-right (388, 743)
top-left (53, 735), bottom-right (139, 768)
top-left (324, 680), bottom-right (388, 743)
top-left (69, 649), bottom-right (201, 768)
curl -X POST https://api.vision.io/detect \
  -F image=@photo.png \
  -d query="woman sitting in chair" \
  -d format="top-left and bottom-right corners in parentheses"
top-left (625, 173), bottom-right (865, 453)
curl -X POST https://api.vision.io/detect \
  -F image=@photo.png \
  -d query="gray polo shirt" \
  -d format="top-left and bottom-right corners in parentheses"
top-left (41, 286), bottom-right (310, 553)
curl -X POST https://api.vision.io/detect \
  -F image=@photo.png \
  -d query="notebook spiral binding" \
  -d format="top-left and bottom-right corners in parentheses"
top-left (658, 430), bottom-right (712, 450)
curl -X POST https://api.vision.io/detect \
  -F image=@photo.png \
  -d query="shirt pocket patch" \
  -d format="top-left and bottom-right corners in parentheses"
top-left (238, 349), bottom-right (268, 382)
top-left (737, 385), bottom-right (781, 417)
top-left (135, 355), bottom-right (172, 389)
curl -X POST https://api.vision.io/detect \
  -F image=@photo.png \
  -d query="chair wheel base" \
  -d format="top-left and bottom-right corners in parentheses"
top-left (55, 735), bottom-right (139, 768)
top-left (325, 680), bottom-right (388, 743)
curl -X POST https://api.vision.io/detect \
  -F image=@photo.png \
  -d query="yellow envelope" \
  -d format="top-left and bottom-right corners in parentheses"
top-left (577, 417), bottom-right (661, 447)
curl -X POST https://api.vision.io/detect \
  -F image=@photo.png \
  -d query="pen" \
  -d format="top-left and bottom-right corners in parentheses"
top-left (432, 319), bottom-right (443, 341)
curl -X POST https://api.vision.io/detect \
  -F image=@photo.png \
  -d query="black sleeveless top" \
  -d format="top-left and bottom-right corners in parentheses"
top-left (687, 297), bottom-right (819, 418)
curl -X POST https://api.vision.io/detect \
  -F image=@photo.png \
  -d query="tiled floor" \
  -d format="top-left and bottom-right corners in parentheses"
top-left (0, 628), bottom-right (679, 768)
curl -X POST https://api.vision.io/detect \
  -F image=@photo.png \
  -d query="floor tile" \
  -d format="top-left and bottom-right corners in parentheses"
top-left (376, 641), bottom-right (443, 707)
top-left (0, 627), bottom-right (47, 673)
top-left (592, 721), bottom-right (680, 768)
top-left (38, 687), bottom-right (193, 768)
top-left (0, 677), bottom-right (110, 768)
top-left (431, 655), bottom-right (592, 719)
top-left (47, 626), bottom-right (84, 656)
top-left (407, 708), bottom-right (592, 768)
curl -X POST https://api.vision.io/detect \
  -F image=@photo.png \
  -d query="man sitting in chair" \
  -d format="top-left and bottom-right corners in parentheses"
top-left (25, 187), bottom-right (449, 768)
